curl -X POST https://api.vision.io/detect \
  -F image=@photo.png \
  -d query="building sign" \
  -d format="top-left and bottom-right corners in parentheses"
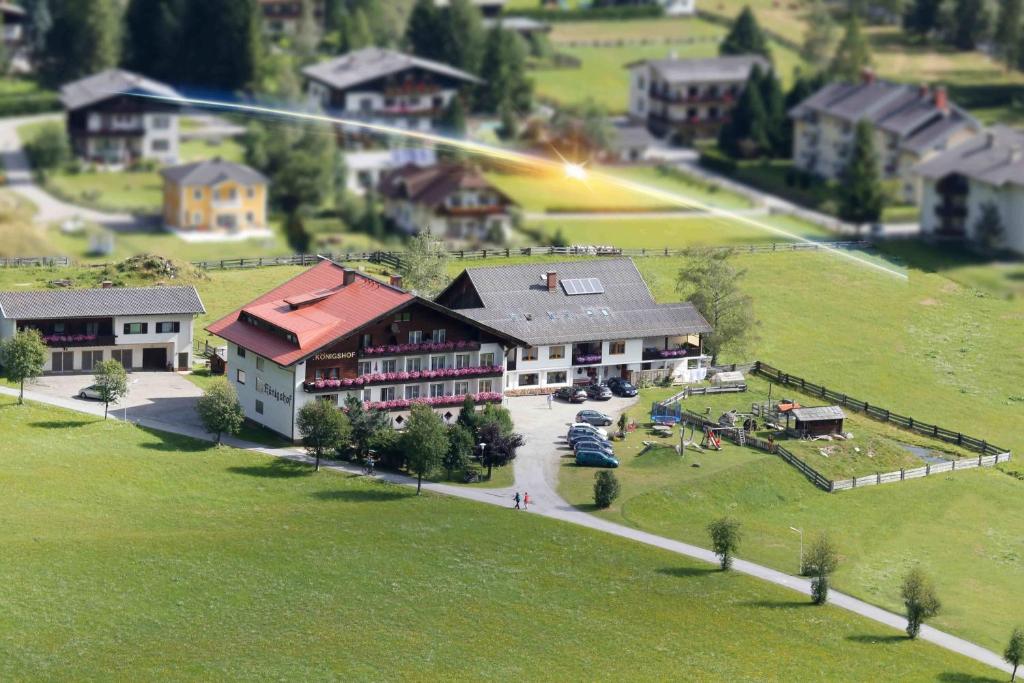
top-left (263, 382), bottom-right (292, 406)
top-left (313, 351), bottom-right (356, 361)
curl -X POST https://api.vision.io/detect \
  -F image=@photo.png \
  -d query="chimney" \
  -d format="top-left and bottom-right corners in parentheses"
top-left (389, 274), bottom-right (403, 289)
top-left (917, 83), bottom-right (929, 98)
top-left (546, 271), bottom-right (557, 292)
top-left (933, 86), bottom-right (948, 113)
top-left (861, 68), bottom-right (876, 85)
top-left (342, 268), bottom-right (356, 286)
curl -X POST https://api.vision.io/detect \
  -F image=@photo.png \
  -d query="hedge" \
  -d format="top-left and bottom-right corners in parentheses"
top-left (513, 5), bottom-right (663, 21)
top-left (0, 92), bottom-right (61, 117)
top-left (698, 147), bottom-right (738, 175)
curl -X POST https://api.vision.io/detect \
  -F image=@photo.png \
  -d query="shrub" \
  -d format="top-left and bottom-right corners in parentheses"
top-left (698, 147), bottom-right (738, 175)
top-left (24, 123), bottom-right (70, 172)
top-left (901, 567), bottom-right (941, 639)
top-left (593, 471), bottom-right (620, 508)
top-left (707, 517), bottom-right (742, 570)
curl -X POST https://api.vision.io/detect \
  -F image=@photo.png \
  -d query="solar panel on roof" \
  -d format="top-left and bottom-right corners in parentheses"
top-left (561, 277), bottom-right (605, 296)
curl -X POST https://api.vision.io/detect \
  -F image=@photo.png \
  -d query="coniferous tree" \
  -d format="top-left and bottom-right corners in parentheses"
top-left (719, 6), bottom-right (770, 58)
top-left (994, 0), bottom-right (1023, 69)
top-left (22, 0), bottom-right (52, 61)
top-left (838, 120), bottom-right (884, 227)
top-left (442, 0), bottom-right (485, 74)
top-left (123, 0), bottom-right (186, 82)
top-left (405, 0), bottom-right (445, 61)
top-left (758, 68), bottom-right (787, 157)
top-left (343, 9), bottom-right (374, 51)
top-left (718, 65), bottom-right (770, 157)
top-left (41, 0), bottom-right (121, 85)
top-left (903, 0), bottom-right (942, 38)
top-left (324, 0), bottom-right (345, 33)
top-left (478, 25), bottom-right (532, 114)
top-left (181, 0), bottom-right (262, 91)
top-left (950, 0), bottom-right (990, 49)
top-left (801, 0), bottom-right (837, 66)
top-left (438, 96), bottom-right (468, 160)
top-left (829, 16), bottom-right (872, 81)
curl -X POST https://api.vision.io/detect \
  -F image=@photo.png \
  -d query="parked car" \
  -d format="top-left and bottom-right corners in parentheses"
top-left (567, 422), bottom-right (609, 439)
top-left (78, 385), bottom-right (103, 400)
top-left (554, 386), bottom-right (588, 403)
top-left (607, 377), bottom-right (638, 397)
top-left (572, 438), bottom-right (615, 455)
top-left (575, 449), bottom-right (619, 468)
top-left (585, 383), bottom-right (613, 401)
top-left (575, 409), bottom-right (613, 426)
top-left (568, 428), bottom-right (610, 447)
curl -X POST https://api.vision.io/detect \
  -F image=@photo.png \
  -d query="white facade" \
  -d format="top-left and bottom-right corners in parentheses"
top-left (919, 177), bottom-right (1024, 255)
top-left (385, 188), bottom-right (512, 243)
top-left (82, 111), bottom-right (179, 165)
top-left (306, 82), bottom-right (457, 133)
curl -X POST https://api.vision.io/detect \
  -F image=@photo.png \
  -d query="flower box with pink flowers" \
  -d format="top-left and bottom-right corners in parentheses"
top-left (359, 340), bottom-right (481, 356)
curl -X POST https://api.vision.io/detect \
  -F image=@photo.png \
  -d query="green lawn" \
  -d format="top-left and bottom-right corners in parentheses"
top-left (0, 395), bottom-right (1003, 680)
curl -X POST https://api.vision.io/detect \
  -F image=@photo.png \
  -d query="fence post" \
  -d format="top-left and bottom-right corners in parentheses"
top-left (908, 417), bottom-right (913, 429)
top-left (957, 433), bottom-right (963, 446)
top-left (900, 468), bottom-right (904, 480)
top-left (876, 472), bottom-right (880, 484)
top-left (981, 440), bottom-right (987, 453)
top-left (978, 454), bottom-right (983, 466)
top-left (952, 460), bottom-right (956, 471)
top-left (926, 464), bottom-right (931, 476)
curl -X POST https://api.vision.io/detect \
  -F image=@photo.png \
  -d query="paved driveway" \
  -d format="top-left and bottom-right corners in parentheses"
top-left (504, 393), bottom-right (638, 512)
top-left (27, 371), bottom-right (204, 431)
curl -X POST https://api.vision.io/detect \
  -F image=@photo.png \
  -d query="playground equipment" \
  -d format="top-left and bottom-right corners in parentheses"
top-left (650, 401), bottom-right (682, 424)
top-left (701, 426), bottom-right (725, 450)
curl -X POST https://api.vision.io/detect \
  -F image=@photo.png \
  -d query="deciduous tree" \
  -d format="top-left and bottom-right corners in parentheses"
top-left (442, 0), bottom-right (485, 74)
top-left (707, 517), bottom-right (742, 570)
top-left (676, 248), bottom-right (758, 364)
top-left (829, 16), bottom-right (872, 81)
top-left (593, 470), bottom-right (620, 508)
top-left (719, 6), bottom-right (770, 58)
top-left (805, 533), bottom-right (839, 604)
top-left (950, 0), bottom-right (990, 50)
top-left (297, 399), bottom-right (351, 471)
top-left (0, 328), bottom-right (47, 404)
top-left (22, 0), bottom-right (52, 61)
top-left (345, 395), bottom-right (392, 459)
top-left (973, 200), bottom-right (1005, 249)
top-left (901, 567), bottom-right (941, 639)
top-left (1006, 627), bottom-right (1024, 682)
top-left (41, 0), bottom-right (121, 85)
top-left (400, 230), bottom-right (450, 295)
top-left (196, 379), bottom-right (245, 444)
top-left (92, 359), bottom-right (128, 420)
top-left (838, 120), bottom-right (884, 227)
top-left (478, 24), bottom-right (533, 114)
top-left (994, 0), bottom-right (1022, 69)
top-left (444, 423), bottom-right (475, 479)
top-left (478, 421), bottom-right (524, 480)
top-left (801, 0), bottom-right (837, 66)
top-left (402, 404), bottom-right (449, 493)
top-left (903, 0), bottom-right (942, 38)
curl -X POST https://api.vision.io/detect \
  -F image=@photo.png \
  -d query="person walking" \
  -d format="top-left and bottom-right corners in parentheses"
top-left (513, 491), bottom-right (521, 510)
top-left (547, 393), bottom-right (553, 410)
top-left (523, 491), bottom-right (530, 510)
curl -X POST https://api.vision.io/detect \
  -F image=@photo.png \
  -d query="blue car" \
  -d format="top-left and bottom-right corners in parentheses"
top-left (607, 377), bottom-right (638, 397)
top-left (572, 438), bottom-right (615, 455)
top-left (568, 428), bottom-right (609, 447)
top-left (576, 449), bottom-right (619, 468)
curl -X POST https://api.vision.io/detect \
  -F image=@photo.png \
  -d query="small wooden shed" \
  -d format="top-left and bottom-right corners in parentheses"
top-left (791, 406), bottom-right (845, 437)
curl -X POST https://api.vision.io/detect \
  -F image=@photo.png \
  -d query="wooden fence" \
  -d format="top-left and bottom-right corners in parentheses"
top-left (0, 256), bottom-right (70, 268)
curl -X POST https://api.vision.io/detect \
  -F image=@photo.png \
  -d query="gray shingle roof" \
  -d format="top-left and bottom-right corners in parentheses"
top-left (792, 406), bottom-right (845, 421)
top-left (60, 68), bottom-right (182, 111)
top-left (160, 158), bottom-right (267, 187)
top-left (914, 126), bottom-right (1024, 187)
top-left (482, 17), bottom-right (551, 32)
top-left (610, 123), bottom-right (657, 151)
top-left (437, 259), bottom-right (712, 345)
top-left (302, 48), bottom-right (482, 92)
top-left (627, 55), bottom-right (770, 84)
top-left (0, 286), bottom-right (205, 321)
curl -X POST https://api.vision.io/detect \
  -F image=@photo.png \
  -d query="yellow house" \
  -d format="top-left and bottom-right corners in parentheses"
top-left (160, 157), bottom-right (268, 234)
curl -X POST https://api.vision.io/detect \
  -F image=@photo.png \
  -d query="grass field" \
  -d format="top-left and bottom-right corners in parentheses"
top-left (0, 395), bottom-right (1003, 680)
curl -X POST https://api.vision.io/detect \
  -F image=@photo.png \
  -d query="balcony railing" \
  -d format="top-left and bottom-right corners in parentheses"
top-left (42, 334), bottom-right (116, 348)
top-left (572, 353), bottom-right (603, 366)
top-left (364, 391), bottom-right (503, 412)
top-left (642, 346), bottom-right (701, 361)
top-left (648, 88), bottom-right (735, 105)
top-left (304, 365), bottom-right (503, 393)
top-left (359, 340), bottom-right (481, 357)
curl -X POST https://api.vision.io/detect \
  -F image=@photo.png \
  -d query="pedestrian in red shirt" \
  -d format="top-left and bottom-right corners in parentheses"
top-left (523, 491), bottom-right (530, 510)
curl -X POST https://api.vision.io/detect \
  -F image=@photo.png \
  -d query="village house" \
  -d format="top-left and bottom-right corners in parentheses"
top-left (435, 259), bottom-right (713, 391)
top-left (435, 0), bottom-right (506, 17)
top-left (206, 259), bottom-right (526, 439)
top-left (789, 71), bottom-right (980, 204)
top-left (626, 54), bottom-right (770, 142)
top-left (914, 126), bottom-right (1024, 255)
top-left (377, 162), bottom-right (516, 243)
top-left (0, 3), bottom-right (25, 48)
top-left (303, 48), bottom-right (481, 135)
top-left (0, 286), bottom-right (205, 373)
top-left (259, 0), bottom-right (324, 36)
top-left (60, 69), bottom-right (183, 166)
top-left (160, 158), bottom-right (270, 239)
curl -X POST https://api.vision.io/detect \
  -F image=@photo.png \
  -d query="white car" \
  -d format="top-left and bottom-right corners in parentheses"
top-left (78, 384), bottom-right (103, 400)
top-left (567, 422), bottom-right (608, 439)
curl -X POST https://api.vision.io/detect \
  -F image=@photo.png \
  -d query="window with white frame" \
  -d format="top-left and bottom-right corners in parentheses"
top-left (358, 361), bottom-right (372, 375)
top-left (546, 371), bottom-right (567, 384)
top-left (454, 381), bottom-right (469, 395)
top-left (430, 383), bottom-right (445, 397)
top-left (519, 373), bottom-right (539, 386)
top-left (363, 388), bottom-right (372, 401)
top-left (431, 328), bottom-right (446, 343)
top-left (478, 379), bottom-right (493, 393)
top-left (408, 330), bottom-right (423, 344)
top-left (480, 352), bottom-right (495, 366)
top-left (236, 369), bottom-right (246, 384)
top-left (380, 387), bottom-right (396, 401)
top-left (406, 357), bottom-right (422, 372)
top-left (522, 347), bottom-right (538, 361)
top-left (455, 353), bottom-right (470, 369)
top-left (405, 385), bottom-right (421, 399)
top-left (430, 355), bottom-right (447, 370)
top-left (255, 356), bottom-right (265, 371)
top-left (381, 359), bottom-right (397, 373)
top-left (548, 345), bottom-right (565, 360)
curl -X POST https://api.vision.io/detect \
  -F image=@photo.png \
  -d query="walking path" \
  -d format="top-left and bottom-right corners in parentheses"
top-left (523, 208), bottom-right (769, 221)
top-left (0, 384), bottom-right (1010, 675)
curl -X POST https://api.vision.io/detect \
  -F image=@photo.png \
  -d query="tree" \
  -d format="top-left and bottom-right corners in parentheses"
top-left (829, 16), bottom-right (872, 81)
top-left (246, 123), bottom-right (333, 214)
top-left (0, 328), bottom-right (47, 404)
top-left (439, 96), bottom-right (468, 139)
top-left (497, 99), bottom-right (518, 140)
top-left (455, 393), bottom-right (478, 433)
top-left (805, 533), bottom-right (839, 605)
top-left (41, 0), bottom-right (121, 85)
top-left (122, 0), bottom-right (186, 82)
top-left (801, 0), bottom-right (837, 66)
top-left (719, 6), bottom-right (770, 58)
top-left (92, 359), bottom-right (128, 420)
top-left (359, 190), bottom-right (385, 240)
top-left (973, 201), bottom-right (1005, 249)
top-left (838, 120), bottom-right (884, 227)
top-left (405, 0), bottom-right (445, 61)
top-left (718, 67), bottom-right (770, 158)
top-left (401, 230), bottom-right (450, 295)
top-left (442, 0), bottom-right (485, 74)
top-left (343, 8), bottom-right (374, 51)
top-left (593, 470), bottom-right (620, 508)
top-left (196, 379), bottom-right (245, 444)
top-left (549, 227), bottom-right (569, 248)
top-left (676, 248), bottom-right (758, 364)
top-left (332, 148), bottom-right (348, 211)
top-left (297, 399), bottom-right (351, 471)
top-left (180, 0), bottom-right (262, 91)
top-left (758, 68), bottom-right (788, 157)
top-left (444, 423), bottom-right (475, 479)
top-left (1006, 627), bottom-right (1024, 682)
top-left (476, 402), bottom-right (514, 436)
top-left (22, 0), bottom-right (53, 61)
top-left (950, 0), bottom-right (990, 49)
top-left (707, 517), bottom-right (742, 570)
top-left (478, 421), bottom-right (524, 480)
top-left (994, 0), bottom-right (1022, 69)
top-left (901, 567), bottom-right (941, 639)
top-left (478, 24), bottom-right (533, 114)
top-left (903, 0), bottom-right (942, 37)
top-left (294, 0), bottom-right (321, 62)
top-left (345, 395), bottom-right (392, 460)
top-left (402, 404), bottom-right (449, 493)
top-left (24, 122), bottom-right (70, 173)
top-left (324, 0), bottom-right (345, 33)
top-left (285, 212), bottom-right (311, 253)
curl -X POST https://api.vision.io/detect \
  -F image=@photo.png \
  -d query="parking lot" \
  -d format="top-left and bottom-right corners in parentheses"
top-left (26, 371), bottom-right (205, 431)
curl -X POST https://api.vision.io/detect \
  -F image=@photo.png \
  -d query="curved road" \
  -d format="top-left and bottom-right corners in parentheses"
top-left (0, 384), bottom-right (1010, 676)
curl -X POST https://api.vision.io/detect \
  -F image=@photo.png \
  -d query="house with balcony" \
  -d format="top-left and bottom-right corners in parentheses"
top-left (789, 70), bottom-right (980, 204)
top-left (0, 286), bottom-right (205, 373)
top-left (435, 259), bottom-right (713, 391)
top-left (914, 126), bottom-right (1024, 255)
top-left (206, 258), bottom-right (525, 438)
top-left (378, 162), bottom-right (516, 243)
top-left (160, 158), bottom-right (270, 239)
top-left (626, 54), bottom-right (769, 142)
top-left (303, 48), bottom-right (481, 136)
top-left (260, 0), bottom-right (324, 36)
top-left (60, 69), bottom-right (183, 166)
top-left (436, 0), bottom-right (506, 16)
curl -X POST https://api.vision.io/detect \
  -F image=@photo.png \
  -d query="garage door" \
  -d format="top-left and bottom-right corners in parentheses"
top-left (142, 348), bottom-right (168, 370)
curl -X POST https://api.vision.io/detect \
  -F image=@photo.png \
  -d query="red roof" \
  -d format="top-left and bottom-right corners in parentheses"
top-left (206, 260), bottom-right (412, 366)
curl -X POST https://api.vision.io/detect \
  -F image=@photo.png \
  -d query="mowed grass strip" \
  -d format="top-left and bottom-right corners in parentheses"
top-left (0, 396), bottom-right (1003, 680)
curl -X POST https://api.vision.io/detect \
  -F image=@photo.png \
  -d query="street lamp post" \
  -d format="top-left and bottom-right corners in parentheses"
top-left (789, 526), bottom-right (803, 574)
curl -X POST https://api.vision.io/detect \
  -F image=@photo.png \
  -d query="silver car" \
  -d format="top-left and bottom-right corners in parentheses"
top-left (78, 384), bottom-right (103, 400)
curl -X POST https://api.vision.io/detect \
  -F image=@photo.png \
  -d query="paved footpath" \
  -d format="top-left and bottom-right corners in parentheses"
top-left (0, 383), bottom-right (1010, 675)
